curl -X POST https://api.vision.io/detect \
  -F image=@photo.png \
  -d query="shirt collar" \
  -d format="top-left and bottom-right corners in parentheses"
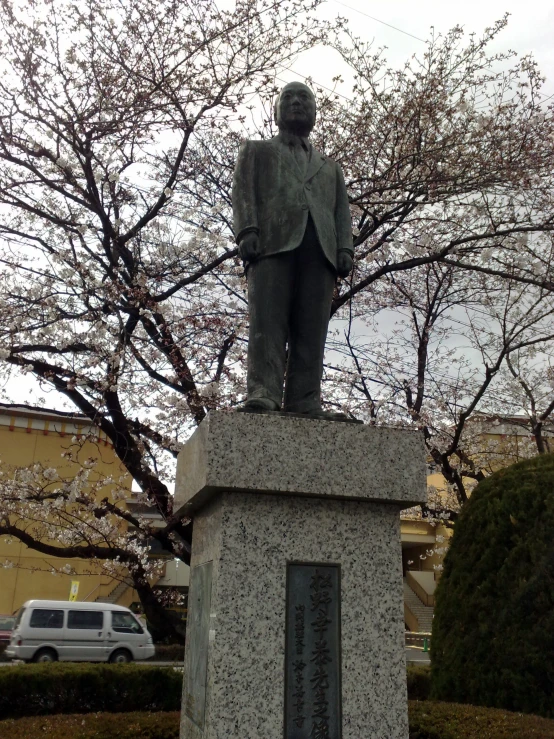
top-left (278, 131), bottom-right (311, 151)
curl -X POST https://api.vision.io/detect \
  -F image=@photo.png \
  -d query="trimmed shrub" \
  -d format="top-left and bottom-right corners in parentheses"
top-left (0, 663), bottom-right (182, 719)
top-left (3, 704), bottom-right (554, 739)
top-left (408, 700), bottom-right (554, 739)
top-left (407, 664), bottom-right (431, 701)
top-left (0, 661), bottom-right (429, 720)
top-left (431, 453), bottom-right (554, 717)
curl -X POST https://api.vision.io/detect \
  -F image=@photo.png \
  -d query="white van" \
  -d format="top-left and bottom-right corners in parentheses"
top-left (5, 599), bottom-right (156, 663)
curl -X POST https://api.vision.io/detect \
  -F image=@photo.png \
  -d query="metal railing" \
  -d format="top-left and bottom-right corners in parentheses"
top-left (82, 583), bottom-right (102, 602)
top-left (405, 631), bottom-right (431, 652)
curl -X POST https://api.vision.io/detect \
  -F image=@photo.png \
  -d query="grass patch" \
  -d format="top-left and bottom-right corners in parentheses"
top-left (0, 712), bottom-right (180, 739)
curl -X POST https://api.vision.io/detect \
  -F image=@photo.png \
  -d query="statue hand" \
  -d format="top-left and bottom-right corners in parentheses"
top-left (337, 251), bottom-right (353, 278)
top-left (239, 232), bottom-right (260, 263)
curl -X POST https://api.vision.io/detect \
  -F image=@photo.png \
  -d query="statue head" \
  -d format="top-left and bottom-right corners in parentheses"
top-left (274, 81), bottom-right (316, 137)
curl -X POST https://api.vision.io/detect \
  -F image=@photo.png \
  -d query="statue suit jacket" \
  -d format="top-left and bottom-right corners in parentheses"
top-left (232, 133), bottom-right (353, 270)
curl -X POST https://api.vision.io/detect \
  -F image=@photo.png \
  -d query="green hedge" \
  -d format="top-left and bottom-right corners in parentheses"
top-left (0, 664), bottom-right (182, 719)
top-left (3, 703), bottom-right (554, 739)
top-left (0, 662), bottom-right (429, 721)
top-left (431, 453), bottom-right (554, 717)
top-left (407, 664), bottom-right (431, 701)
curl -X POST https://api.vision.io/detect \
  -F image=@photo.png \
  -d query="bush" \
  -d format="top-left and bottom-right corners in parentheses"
top-left (431, 453), bottom-right (554, 717)
top-left (3, 703), bottom-right (554, 739)
top-left (408, 700), bottom-right (554, 738)
top-left (407, 664), bottom-right (431, 701)
top-left (0, 660), bottom-right (428, 720)
top-left (0, 711), bottom-right (180, 739)
top-left (0, 663), bottom-right (182, 719)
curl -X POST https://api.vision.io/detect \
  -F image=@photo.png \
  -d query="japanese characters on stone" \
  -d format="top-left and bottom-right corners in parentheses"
top-left (285, 563), bottom-right (342, 738)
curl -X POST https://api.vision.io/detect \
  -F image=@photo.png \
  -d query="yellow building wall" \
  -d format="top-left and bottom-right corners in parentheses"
top-left (401, 424), bottom-right (530, 583)
top-left (401, 519), bottom-right (451, 573)
top-left (0, 410), bottom-right (136, 615)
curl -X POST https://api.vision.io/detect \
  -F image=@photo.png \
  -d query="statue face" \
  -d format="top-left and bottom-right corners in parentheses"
top-left (275, 82), bottom-right (316, 135)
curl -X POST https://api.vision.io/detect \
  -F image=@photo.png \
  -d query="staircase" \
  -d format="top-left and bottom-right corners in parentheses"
top-left (95, 579), bottom-right (130, 604)
top-left (403, 578), bottom-right (434, 633)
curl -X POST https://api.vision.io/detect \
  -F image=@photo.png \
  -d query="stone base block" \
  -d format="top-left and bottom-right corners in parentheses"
top-left (181, 492), bottom-right (410, 739)
top-left (175, 411), bottom-right (426, 515)
top-left (178, 413), bottom-right (426, 739)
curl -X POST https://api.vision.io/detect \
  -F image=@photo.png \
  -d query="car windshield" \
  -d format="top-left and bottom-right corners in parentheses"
top-left (111, 611), bottom-right (143, 634)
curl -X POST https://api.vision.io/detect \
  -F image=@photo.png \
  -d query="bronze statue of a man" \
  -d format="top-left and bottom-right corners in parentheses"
top-left (232, 81), bottom-right (353, 419)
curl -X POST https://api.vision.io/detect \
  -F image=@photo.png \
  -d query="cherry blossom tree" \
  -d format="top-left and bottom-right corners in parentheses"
top-left (318, 17), bottom-right (554, 510)
top-left (0, 454), bottom-right (175, 635)
top-left (318, 22), bottom-right (554, 510)
top-left (191, 16), bottom-right (554, 511)
top-left (0, 0), bottom-right (325, 639)
top-left (323, 16), bottom-right (554, 306)
top-left (2, 3), bottom-right (554, 636)
top-left (326, 261), bottom-right (554, 511)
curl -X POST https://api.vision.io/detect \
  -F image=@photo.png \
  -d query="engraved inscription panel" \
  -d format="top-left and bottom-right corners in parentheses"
top-left (285, 563), bottom-right (342, 739)
top-left (184, 561), bottom-right (213, 729)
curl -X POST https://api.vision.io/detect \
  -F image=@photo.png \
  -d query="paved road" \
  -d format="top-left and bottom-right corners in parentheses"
top-left (405, 646), bottom-right (431, 664)
top-left (0, 659), bottom-right (183, 667)
top-left (1, 650), bottom-right (430, 667)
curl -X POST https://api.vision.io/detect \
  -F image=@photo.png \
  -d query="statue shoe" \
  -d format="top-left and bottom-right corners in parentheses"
top-left (237, 398), bottom-right (280, 413)
top-left (291, 407), bottom-right (349, 421)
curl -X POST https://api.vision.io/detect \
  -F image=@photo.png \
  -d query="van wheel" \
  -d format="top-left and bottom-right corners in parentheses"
top-left (109, 648), bottom-right (132, 664)
top-left (33, 648), bottom-right (57, 663)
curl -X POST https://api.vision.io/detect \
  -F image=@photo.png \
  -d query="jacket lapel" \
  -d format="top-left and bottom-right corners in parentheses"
top-left (270, 136), bottom-right (303, 182)
top-left (305, 148), bottom-right (326, 183)
top-left (270, 136), bottom-right (326, 182)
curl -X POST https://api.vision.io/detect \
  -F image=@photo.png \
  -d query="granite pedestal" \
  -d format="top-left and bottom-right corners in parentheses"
top-left (175, 411), bottom-right (427, 739)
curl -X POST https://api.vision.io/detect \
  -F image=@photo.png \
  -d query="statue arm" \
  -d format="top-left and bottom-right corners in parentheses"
top-left (335, 164), bottom-right (354, 257)
top-left (232, 141), bottom-right (259, 244)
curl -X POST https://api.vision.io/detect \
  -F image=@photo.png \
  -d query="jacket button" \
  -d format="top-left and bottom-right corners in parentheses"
top-left (302, 203), bottom-right (308, 210)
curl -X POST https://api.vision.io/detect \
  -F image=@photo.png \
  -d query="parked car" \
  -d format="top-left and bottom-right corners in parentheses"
top-left (0, 615), bottom-right (15, 643)
top-left (5, 599), bottom-right (155, 663)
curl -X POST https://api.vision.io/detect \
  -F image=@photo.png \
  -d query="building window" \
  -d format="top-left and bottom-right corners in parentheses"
top-left (67, 610), bottom-right (103, 629)
top-left (29, 609), bottom-right (64, 629)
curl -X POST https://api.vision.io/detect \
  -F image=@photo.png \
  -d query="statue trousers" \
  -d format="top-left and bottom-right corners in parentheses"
top-left (246, 216), bottom-right (336, 412)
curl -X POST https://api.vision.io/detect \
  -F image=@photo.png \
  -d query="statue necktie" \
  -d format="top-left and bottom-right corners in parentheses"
top-left (290, 138), bottom-right (309, 176)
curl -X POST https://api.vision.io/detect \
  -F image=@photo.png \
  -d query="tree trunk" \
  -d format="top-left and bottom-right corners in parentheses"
top-left (132, 570), bottom-right (186, 645)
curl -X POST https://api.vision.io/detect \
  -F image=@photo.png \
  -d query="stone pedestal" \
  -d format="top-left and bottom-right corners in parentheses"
top-left (175, 412), bottom-right (427, 739)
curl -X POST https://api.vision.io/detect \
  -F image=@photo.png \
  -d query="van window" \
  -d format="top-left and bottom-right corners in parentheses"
top-left (30, 609), bottom-right (64, 628)
top-left (67, 610), bottom-right (103, 630)
top-left (111, 611), bottom-right (143, 634)
top-left (14, 607), bottom-right (26, 629)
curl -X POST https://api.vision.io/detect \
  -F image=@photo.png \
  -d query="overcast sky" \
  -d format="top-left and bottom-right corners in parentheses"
top-left (279, 0), bottom-right (554, 101)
